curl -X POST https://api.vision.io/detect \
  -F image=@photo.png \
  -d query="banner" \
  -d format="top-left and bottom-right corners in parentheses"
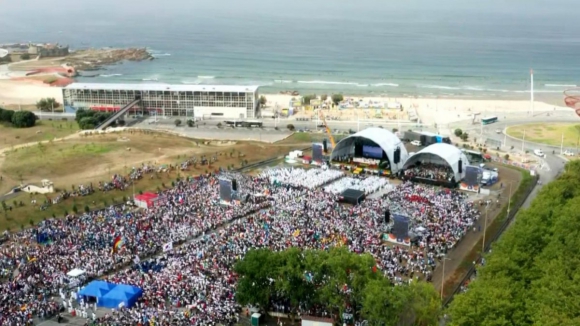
top-left (162, 241), bottom-right (173, 252)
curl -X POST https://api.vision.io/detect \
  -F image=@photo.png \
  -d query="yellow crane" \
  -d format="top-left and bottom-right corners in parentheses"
top-left (317, 109), bottom-right (336, 151)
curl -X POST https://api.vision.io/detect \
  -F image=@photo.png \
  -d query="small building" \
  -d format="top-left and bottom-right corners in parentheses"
top-left (28, 43), bottom-right (69, 57)
top-left (134, 192), bottom-right (160, 209)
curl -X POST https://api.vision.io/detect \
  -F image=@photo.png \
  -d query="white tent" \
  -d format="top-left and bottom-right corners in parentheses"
top-left (402, 143), bottom-right (470, 181)
top-left (67, 268), bottom-right (86, 278)
top-left (330, 127), bottom-right (409, 173)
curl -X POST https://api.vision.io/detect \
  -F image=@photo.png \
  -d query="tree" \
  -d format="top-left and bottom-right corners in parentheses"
top-left (20, 53), bottom-right (30, 60)
top-left (331, 94), bottom-right (344, 105)
top-left (217, 122), bottom-right (223, 128)
top-left (0, 109), bottom-right (14, 123)
top-left (259, 95), bottom-right (267, 107)
top-left (11, 111), bottom-right (37, 128)
top-left (303, 94), bottom-right (317, 105)
top-left (174, 119), bottom-right (182, 127)
top-left (36, 98), bottom-right (60, 112)
top-left (287, 124), bottom-right (295, 131)
top-left (504, 154), bottom-right (510, 160)
top-left (447, 161), bottom-right (580, 326)
top-left (392, 128), bottom-right (399, 133)
top-left (321, 94), bottom-right (328, 101)
top-left (454, 128), bottom-right (463, 137)
top-left (186, 119), bottom-right (194, 127)
top-left (460, 132), bottom-right (469, 141)
top-left (79, 116), bottom-right (98, 129)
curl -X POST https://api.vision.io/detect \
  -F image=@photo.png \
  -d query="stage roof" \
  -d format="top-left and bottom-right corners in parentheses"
top-left (403, 143), bottom-right (470, 180)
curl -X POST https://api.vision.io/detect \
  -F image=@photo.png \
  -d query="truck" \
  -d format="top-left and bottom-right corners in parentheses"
top-left (403, 131), bottom-right (451, 146)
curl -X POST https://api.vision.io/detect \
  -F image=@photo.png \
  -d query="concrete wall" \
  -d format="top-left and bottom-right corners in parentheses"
top-left (194, 106), bottom-right (246, 119)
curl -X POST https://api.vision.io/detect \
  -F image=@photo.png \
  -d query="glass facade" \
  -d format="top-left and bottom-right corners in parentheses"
top-left (62, 86), bottom-right (259, 118)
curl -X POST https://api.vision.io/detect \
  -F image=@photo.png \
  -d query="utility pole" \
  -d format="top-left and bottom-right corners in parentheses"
top-left (440, 257), bottom-right (452, 301)
top-left (560, 133), bottom-right (564, 155)
top-left (522, 130), bottom-right (526, 153)
top-left (482, 207), bottom-right (488, 254)
top-left (530, 69), bottom-right (534, 116)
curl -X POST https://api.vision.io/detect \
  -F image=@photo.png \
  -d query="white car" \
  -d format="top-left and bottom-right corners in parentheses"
top-left (410, 140), bottom-right (422, 146)
top-left (563, 150), bottom-right (575, 157)
top-left (533, 149), bottom-right (544, 157)
top-left (495, 129), bottom-right (502, 134)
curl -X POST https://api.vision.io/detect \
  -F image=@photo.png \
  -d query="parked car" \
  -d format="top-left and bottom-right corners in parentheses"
top-left (495, 129), bottom-right (502, 134)
top-left (411, 140), bottom-right (422, 146)
top-left (533, 149), bottom-right (545, 157)
top-left (563, 150), bottom-right (575, 156)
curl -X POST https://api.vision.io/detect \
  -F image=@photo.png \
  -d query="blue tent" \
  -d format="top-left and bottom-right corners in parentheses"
top-left (99, 284), bottom-right (143, 308)
top-left (77, 280), bottom-right (116, 301)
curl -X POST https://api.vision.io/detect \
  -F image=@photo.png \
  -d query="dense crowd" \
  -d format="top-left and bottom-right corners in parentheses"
top-left (0, 167), bottom-right (480, 325)
top-left (404, 163), bottom-right (455, 182)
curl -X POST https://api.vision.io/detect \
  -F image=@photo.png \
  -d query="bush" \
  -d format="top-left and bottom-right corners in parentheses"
top-left (454, 128), bottom-right (463, 137)
top-left (217, 122), bottom-right (223, 128)
top-left (20, 53), bottom-right (30, 60)
top-left (11, 111), bottom-right (37, 128)
top-left (504, 153), bottom-right (510, 160)
top-left (392, 128), bottom-right (398, 133)
top-left (36, 98), bottom-right (60, 112)
top-left (460, 132), bottom-right (469, 141)
top-left (287, 124), bottom-right (295, 131)
top-left (84, 205), bottom-right (90, 213)
top-left (186, 119), bottom-right (194, 127)
top-left (0, 109), bottom-right (15, 123)
top-left (302, 94), bottom-right (317, 105)
top-left (174, 119), bottom-right (182, 127)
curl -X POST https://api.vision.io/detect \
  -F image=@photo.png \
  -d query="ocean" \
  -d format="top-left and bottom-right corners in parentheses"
top-left (1, 0), bottom-right (579, 100)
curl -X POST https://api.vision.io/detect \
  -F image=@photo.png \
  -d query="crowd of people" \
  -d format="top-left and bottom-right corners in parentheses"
top-left (0, 167), bottom-right (481, 325)
top-left (404, 162), bottom-right (456, 182)
top-left (324, 176), bottom-right (392, 195)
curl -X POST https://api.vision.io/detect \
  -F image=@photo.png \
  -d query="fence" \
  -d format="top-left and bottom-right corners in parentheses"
top-left (443, 172), bottom-right (539, 306)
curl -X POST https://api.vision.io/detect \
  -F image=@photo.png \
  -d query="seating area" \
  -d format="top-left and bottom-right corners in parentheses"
top-left (259, 167), bottom-right (343, 189)
top-left (324, 176), bottom-right (391, 195)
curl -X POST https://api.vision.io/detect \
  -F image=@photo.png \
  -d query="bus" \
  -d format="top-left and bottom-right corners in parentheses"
top-left (481, 116), bottom-right (498, 125)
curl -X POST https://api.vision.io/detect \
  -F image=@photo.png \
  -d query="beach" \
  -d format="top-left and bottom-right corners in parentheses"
top-left (0, 80), bottom-right (569, 126)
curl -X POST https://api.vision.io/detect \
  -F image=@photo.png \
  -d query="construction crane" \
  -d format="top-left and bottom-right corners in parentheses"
top-left (317, 109), bottom-right (336, 152)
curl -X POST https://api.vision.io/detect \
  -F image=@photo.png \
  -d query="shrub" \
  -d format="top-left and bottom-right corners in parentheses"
top-left (454, 128), bottom-right (463, 137)
top-left (287, 124), bottom-right (295, 131)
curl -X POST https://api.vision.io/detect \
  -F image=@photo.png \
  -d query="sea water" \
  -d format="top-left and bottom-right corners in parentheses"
top-left (1, 0), bottom-right (579, 99)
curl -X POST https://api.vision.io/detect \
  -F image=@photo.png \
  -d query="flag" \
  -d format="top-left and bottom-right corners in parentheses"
top-left (292, 230), bottom-right (300, 237)
top-left (162, 241), bottom-right (173, 252)
top-left (27, 256), bottom-right (37, 263)
top-left (112, 236), bottom-right (124, 254)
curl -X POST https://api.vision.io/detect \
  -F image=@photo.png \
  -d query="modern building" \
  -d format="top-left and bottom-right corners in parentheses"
top-left (62, 83), bottom-right (261, 119)
top-left (330, 127), bottom-right (409, 174)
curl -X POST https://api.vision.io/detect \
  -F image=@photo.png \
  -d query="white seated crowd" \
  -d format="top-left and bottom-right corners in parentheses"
top-left (324, 176), bottom-right (392, 195)
top-left (0, 167), bottom-right (481, 325)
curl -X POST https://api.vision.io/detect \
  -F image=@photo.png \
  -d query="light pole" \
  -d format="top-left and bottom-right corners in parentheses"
top-left (522, 130), bottom-right (526, 153)
top-left (481, 206), bottom-right (489, 254)
top-left (440, 257), bottom-right (452, 301)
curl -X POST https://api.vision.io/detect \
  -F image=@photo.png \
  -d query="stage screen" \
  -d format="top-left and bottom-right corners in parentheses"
top-left (392, 214), bottom-right (410, 239)
top-left (460, 166), bottom-right (482, 192)
top-left (312, 144), bottom-right (323, 161)
top-left (362, 145), bottom-right (383, 159)
top-left (219, 178), bottom-right (232, 202)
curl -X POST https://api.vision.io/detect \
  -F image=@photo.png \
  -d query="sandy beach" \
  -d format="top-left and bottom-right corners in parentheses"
top-left (0, 79), bottom-right (569, 125)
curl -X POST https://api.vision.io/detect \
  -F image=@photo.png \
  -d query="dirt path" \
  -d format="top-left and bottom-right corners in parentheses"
top-left (431, 164), bottom-right (522, 294)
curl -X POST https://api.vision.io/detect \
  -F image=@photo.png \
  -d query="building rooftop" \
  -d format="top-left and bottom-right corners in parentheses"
top-left (64, 83), bottom-right (260, 93)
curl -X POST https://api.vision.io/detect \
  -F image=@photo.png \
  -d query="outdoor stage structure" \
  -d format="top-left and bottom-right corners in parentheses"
top-left (329, 128), bottom-right (409, 176)
top-left (402, 143), bottom-right (470, 188)
top-left (62, 83), bottom-right (261, 119)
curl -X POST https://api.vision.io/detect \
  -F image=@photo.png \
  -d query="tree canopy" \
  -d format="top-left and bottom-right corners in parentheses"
top-left (235, 247), bottom-right (440, 325)
top-left (332, 94), bottom-right (344, 105)
top-left (447, 160), bottom-right (580, 326)
top-left (36, 97), bottom-right (60, 112)
top-left (11, 111), bottom-right (37, 128)
top-left (75, 109), bottom-right (114, 129)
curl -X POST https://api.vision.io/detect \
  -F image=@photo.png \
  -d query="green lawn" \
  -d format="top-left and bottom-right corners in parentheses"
top-left (506, 123), bottom-right (580, 147)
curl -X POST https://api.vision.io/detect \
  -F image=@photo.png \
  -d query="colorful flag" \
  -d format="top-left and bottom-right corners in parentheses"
top-left (162, 241), bottom-right (173, 252)
top-left (112, 235), bottom-right (124, 254)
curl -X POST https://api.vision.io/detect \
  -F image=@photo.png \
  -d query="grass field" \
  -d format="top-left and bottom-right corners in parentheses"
top-left (506, 123), bottom-right (580, 148)
top-left (0, 130), bottom-right (300, 231)
top-left (0, 120), bottom-right (79, 151)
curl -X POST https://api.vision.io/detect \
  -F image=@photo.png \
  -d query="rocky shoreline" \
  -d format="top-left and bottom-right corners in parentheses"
top-left (65, 47), bottom-right (154, 72)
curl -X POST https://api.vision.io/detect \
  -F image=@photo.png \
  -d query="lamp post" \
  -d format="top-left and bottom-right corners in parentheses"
top-left (440, 257), bottom-right (452, 301)
top-left (481, 206), bottom-right (489, 254)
